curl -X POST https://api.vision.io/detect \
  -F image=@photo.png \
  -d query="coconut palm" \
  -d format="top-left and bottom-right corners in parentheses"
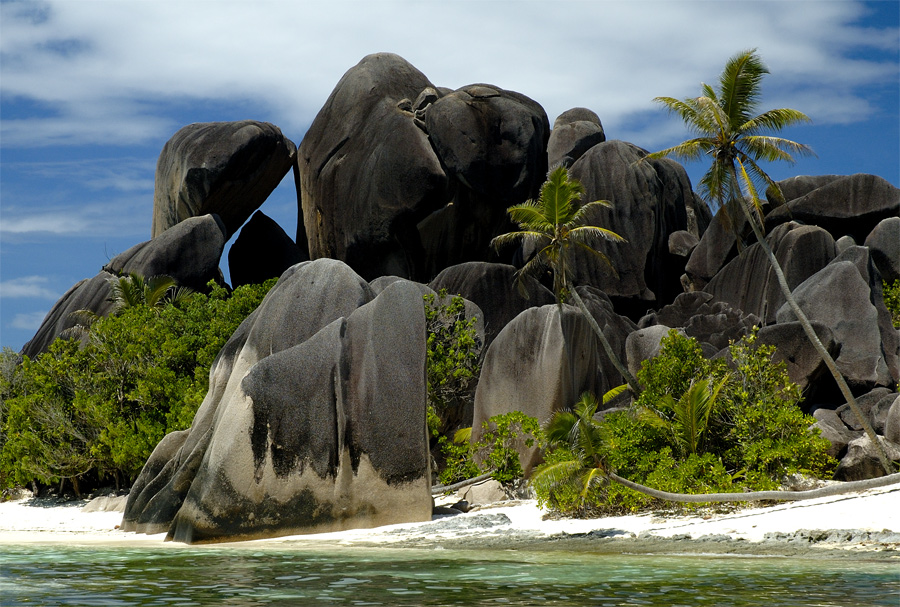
top-left (639, 377), bottom-right (727, 458)
top-left (490, 165), bottom-right (641, 394)
top-left (648, 49), bottom-right (893, 474)
top-left (108, 273), bottom-right (189, 313)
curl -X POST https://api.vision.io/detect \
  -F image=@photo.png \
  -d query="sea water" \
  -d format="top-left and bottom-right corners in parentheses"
top-left (1, 544), bottom-right (897, 606)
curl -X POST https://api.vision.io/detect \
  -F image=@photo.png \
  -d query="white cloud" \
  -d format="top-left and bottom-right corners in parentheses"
top-left (0, 276), bottom-right (59, 299)
top-left (10, 311), bottom-right (49, 330)
top-left (1, 0), bottom-right (896, 148)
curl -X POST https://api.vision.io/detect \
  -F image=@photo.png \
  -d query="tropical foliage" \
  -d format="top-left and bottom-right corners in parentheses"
top-left (532, 330), bottom-right (836, 515)
top-left (0, 279), bottom-right (275, 495)
top-left (649, 48), bottom-right (892, 475)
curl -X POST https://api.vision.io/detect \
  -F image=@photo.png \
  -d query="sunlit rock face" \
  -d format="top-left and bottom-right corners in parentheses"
top-left (152, 120), bottom-right (296, 239)
top-left (122, 259), bottom-right (431, 544)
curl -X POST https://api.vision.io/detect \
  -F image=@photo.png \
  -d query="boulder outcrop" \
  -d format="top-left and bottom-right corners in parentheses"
top-left (122, 260), bottom-right (431, 543)
top-left (547, 107), bottom-right (606, 169)
top-left (864, 216), bottom-right (900, 283)
top-left (471, 304), bottom-right (604, 473)
top-left (152, 121), bottom-right (296, 239)
top-left (228, 211), bottom-right (308, 288)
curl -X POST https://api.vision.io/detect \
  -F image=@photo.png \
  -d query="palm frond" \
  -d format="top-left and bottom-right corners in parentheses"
top-left (541, 166), bottom-right (582, 226)
top-left (571, 240), bottom-right (618, 276)
top-left (530, 459), bottom-right (587, 497)
top-left (739, 135), bottom-right (815, 163)
top-left (646, 138), bottom-right (716, 163)
top-left (652, 96), bottom-right (704, 133)
top-left (719, 49), bottom-right (766, 127)
top-left (602, 384), bottom-right (628, 404)
top-left (741, 108), bottom-right (811, 135)
top-left (569, 225), bottom-right (626, 245)
top-left (490, 230), bottom-right (548, 253)
top-left (735, 156), bottom-right (765, 219)
top-left (506, 202), bottom-right (552, 231)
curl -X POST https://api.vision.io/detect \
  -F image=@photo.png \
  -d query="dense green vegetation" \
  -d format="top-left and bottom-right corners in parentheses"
top-left (885, 279), bottom-right (900, 329)
top-left (0, 279), bottom-right (275, 495)
top-left (532, 330), bottom-right (836, 515)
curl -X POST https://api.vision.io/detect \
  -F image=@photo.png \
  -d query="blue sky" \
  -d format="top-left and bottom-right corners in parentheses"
top-left (1, 0), bottom-right (898, 352)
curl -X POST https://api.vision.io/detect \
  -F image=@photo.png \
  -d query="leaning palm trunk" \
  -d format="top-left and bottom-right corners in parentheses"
top-left (609, 471), bottom-right (900, 503)
top-left (733, 190), bottom-right (895, 476)
top-left (568, 287), bottom-right (641, 395)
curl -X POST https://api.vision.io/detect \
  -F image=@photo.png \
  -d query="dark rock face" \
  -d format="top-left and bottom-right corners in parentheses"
top-left (864, 216), bottom-right (900, 283)
top-left (767, 175), bottom-right (842, 205)
top-left (757, 322), bottom-right (836, 397)
top-left (639, 292), bottom-right (760, 353)
top-left (471, 304), bottom-right (603, 473)
top-left (419, 84), bottom-right (550, 279)
top-left (428, 262), bottom-right (555, 349)
top-left (20, 274), bottom-right (117, 358)
top-left (833, 435), bottom-right (900, 481)
top-left (22, 215), bottom-right (227, 358)
top-left (704, 222), bottom-right (838, 325)
top-left (811, 409), bottom-right (861, 459)
top-left (566, 141), bottom-right (702, 314)
top-left (152, 121), bottom-right (296, 239)
top-left (122, 260), bottom-right (431, 543)
top-left (228, 211), bottom-right (308, 288)
top-left (547, 107), bottom-right (605, 169)
top-left (684, 205), bottom-right (748, 290)
top-left (106, 214), bottom-right (228, 292)
top-left (776, 247), bottom-right (899, 392)
top-left (298, 53), bottom-right (450, 282)
top-left (574, 286), bottom-right (638, 394)
top-left (836, 388), bottom-right (894, 433)
top-left (885, 395), bottom-right (900, 444)
top-left (765, 174), bottom-right (900, 243)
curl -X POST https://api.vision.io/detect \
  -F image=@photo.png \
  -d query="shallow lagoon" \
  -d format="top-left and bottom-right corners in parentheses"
top-left (2, 544), bottom-right (897, 606)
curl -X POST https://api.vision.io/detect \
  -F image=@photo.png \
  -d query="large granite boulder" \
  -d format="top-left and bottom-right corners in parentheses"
top-left (684, 205), bottom-right (750, 290)
top-left (22, 215), bottom-right (228, 358)
top-left (418, 83), bottom-right (550, 279)
top-left (106, 214), bottom-right (228, 292)
top-left (567, 140), bottom-right (707, 315)
top-left (864, 216), bottom-right (900, 283)
top-left (756, 321), bottom-right (837, 397)
top-left (547, 107), bottom-right (605, 169)
top-left (704, 222), bottom-right (838, 325)
top-left (766, 175), bottom-right (842, 205)
top-left (428, 262), bottom-right (555, 349)
top-left (574, 286), bottom-right (638, 395)
top-left (228, 211), bottom-right (308, 288)
top-left (625, 325), bottom-right (681, 380)
top-left (152, 121), bottom-right (296, 239)
top-left (776, 246), bottom-right (900, 392)
top-left (471, 304), bottom-right (604, 473)
top-left (298, 53), bottom-right (450, 281)
top-left (20, 273), bottom-right (117, 358)
top-left (123, 260), bottom-right (432, 543)
top-left (765, 174), bottom-right (900, 243)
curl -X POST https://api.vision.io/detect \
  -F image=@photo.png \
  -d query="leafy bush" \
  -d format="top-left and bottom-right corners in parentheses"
top-left (884, 279), bottom-right (900, 329)
top-left (438, 411), bottom-right (544, 486)
top-left (423, 290), bottom-right (482, 436)
top-left (0, 279), bottom-right (275, 494)
top-left (533, 329), bottom-right (836, 515)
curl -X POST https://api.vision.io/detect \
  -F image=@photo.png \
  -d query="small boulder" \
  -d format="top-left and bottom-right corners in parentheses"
top-left (884, 395), bottom-right (900, 444)
top-left (547, 107), bottom-right (605, 168)
top-left (833, 435), bottom-right (900, 481)
top-left (457, 479), bottom-right (507, 505)
top-left (811, 409), bottom-right (861, 459)
top-left (625, 325), bottom-right (681, 380)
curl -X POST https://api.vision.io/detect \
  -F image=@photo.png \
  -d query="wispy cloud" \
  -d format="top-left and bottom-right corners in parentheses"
top-left (0, 276), bottom-right (60, 299)
top-left (10, 311), bottom-right (49, 330)
top-left (1, 1), bottom-right (897, 149)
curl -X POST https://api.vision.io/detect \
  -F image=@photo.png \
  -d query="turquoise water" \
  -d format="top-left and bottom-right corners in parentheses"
top-left (1, 545), bottom-right (897, 606)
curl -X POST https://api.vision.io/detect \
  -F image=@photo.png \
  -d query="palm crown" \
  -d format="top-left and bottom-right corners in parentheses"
top-left (650, 49), bottom-right (814, 221)
top-left (490, 165), bottom-right (625, 299)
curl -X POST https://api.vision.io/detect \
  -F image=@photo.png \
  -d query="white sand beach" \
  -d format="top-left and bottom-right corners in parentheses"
top-left (1, 482), bottom-right (898, 556)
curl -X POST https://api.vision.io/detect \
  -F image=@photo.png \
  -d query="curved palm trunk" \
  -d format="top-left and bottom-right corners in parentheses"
top-left (609, 471), bottom-right (900, 503)
top-left (734, 195), bottom-right (894, 476)
top-left (568, 287), bottom-right (642, 396)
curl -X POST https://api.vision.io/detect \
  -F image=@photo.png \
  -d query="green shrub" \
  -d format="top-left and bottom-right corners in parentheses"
top-left (0, 279), bottom-right (275, 493)
top-left (438, 411), bottom-right (544, 486)
top-left (423, 290), bottom-right (482, 437)
top-left (533, 329), bottom-right (836, 515)
top-left (884, 279), bottom-right (900, 329)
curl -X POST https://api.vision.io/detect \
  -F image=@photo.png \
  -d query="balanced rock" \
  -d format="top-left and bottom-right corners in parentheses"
top-left (765, 174), bottom-right (900, 243)
top-left (228, 211), bottom-right (308, 288)
top-left (547, 107), bottom-right (605, 168)
top-left (471, 304), bottom-right (604, 474)
top-left (152, 121), bottom-right (296, 239)
top-left (298, 53), bottom-right (450, 281)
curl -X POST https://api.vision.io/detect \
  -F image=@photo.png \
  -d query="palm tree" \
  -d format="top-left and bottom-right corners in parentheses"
top-left (648, 49), bottom-right (893, 475)
top-left (108, 273), bottom-right (188, 313)
top-left (490, 166), bottom-right (641, 394)
top-left (639, 377), bottom-right (727, 458)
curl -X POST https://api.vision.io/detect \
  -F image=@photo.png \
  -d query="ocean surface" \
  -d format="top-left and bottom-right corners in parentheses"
top-left (1, 544), bottom-right (897, 606)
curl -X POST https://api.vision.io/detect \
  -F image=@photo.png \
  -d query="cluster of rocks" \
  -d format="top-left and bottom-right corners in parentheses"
top-left (22, 53), bottom-right (899, 542)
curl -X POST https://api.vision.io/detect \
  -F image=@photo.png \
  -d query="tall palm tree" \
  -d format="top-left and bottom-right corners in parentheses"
top-left (490, 166), bottom-right (641, 394)
top-left (649, 49), bottom-right (893, 474)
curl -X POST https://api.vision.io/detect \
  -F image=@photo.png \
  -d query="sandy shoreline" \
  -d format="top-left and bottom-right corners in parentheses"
top-left (2, 484), bottom-right (898, 558)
